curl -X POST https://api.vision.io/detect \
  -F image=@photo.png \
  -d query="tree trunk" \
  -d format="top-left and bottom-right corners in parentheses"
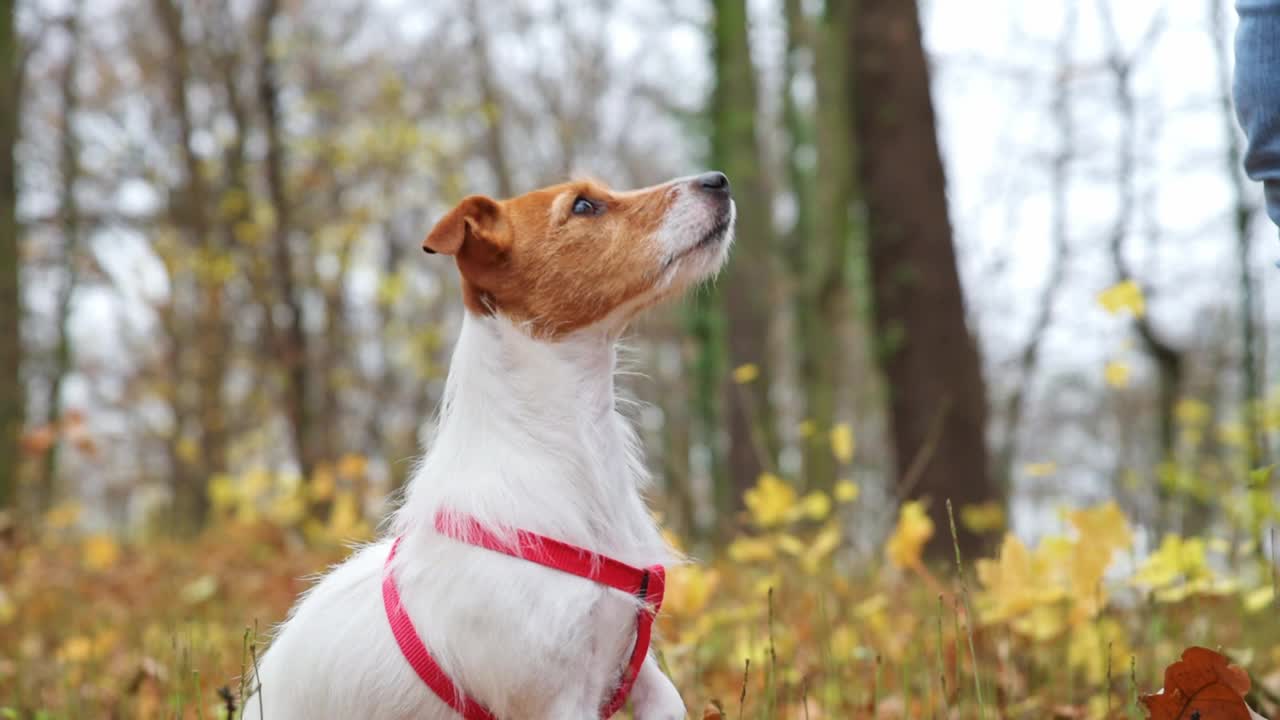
top-left (155, 0), bottom-right (224, 531)
top-left (805, 0), bottom-right (856, 493)
top-left (0, 0), bottom-right (20, 512)
top-left (39, 0), bottom-right (86, 513)
top-left (711, 0), bottom-right (777, 514)
top-left (1097, 2), bottom-right (1190, 534)
top-left (257, 0), bottom-right (315, 482)
top-left (847, 0), bottom-right (997, 558)
top-left (782, 0), bottom-right (829, 491)
top-left (684, 289), bottom-right (727, 520)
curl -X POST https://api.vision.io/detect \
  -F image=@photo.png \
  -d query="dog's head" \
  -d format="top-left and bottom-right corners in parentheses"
top-left (423, 173), bottom-right (735, 337)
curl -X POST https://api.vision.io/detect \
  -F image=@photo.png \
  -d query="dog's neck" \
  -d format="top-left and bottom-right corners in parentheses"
top-left (395, 312), bottom-right (670, 566)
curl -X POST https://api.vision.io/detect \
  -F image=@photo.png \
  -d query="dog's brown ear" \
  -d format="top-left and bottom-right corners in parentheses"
top-left (423, 195), bottom-right (506, 256)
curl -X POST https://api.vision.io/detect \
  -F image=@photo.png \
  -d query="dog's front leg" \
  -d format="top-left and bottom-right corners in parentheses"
top-left (630, 654), bottom-right (686, 720)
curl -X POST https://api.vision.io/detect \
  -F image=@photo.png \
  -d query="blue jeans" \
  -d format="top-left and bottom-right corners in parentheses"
top-left (1236, 0), bottom-right (1280, 236)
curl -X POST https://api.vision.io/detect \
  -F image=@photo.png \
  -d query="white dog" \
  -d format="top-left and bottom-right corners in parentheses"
top-left (246, 172), bottom-right (736, 719)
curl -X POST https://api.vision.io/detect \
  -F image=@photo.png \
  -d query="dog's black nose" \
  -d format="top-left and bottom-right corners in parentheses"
top-left (696, 171), bottom-right (730, 194)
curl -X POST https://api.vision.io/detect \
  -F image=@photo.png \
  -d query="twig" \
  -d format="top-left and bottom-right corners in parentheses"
top-left (948, 499), bottom-right (987, 719)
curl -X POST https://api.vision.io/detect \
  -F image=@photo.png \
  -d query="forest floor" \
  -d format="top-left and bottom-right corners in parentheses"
top-left (2, 474), bottom-right (1279, 719)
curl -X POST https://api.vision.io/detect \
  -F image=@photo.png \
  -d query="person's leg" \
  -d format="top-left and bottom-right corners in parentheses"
top-left (1235, 0), bottom-right (1280, 237)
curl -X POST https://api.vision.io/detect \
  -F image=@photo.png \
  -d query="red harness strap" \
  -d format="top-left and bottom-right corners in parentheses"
top-left (381, 510), bottom-right (666, 720)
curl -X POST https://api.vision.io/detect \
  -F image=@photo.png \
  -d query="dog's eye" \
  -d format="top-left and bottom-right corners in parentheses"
top-left (571, 197), bottom-right (596, 216)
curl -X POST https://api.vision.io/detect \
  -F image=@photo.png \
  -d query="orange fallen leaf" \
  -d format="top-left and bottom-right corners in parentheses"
top-left (1140, 646), bottom-right (1254, 719)
top-left (20, 424), bottom-right (56, 455)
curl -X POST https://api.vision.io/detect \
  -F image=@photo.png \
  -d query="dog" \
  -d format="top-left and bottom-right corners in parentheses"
top-left (245, 171), bottom-right (735, 720)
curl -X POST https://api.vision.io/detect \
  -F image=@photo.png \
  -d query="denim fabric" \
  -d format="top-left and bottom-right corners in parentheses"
top-left (1235, 0), bottom-right (1280, 236)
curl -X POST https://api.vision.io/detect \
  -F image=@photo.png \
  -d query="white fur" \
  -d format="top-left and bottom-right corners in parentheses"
top-left (245, 180), bottom-right (732, 720)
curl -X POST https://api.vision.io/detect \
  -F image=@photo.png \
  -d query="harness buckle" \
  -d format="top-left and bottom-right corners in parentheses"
top-left (635, 569), bottom-right (651, 601)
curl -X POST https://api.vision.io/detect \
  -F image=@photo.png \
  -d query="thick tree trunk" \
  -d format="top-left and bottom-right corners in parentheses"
top-left (847, 0), bottom-right (996, 558)
top-left (711, 0), bottom-right (777, 513)
top-left (0, 0), bottom-right (20, 512)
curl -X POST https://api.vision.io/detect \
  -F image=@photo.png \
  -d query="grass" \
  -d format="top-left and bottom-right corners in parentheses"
top-left (2, 487), bottom-right (1279, 719)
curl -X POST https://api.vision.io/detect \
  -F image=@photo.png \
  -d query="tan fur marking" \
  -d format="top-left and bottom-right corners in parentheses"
top-left (427, 179), bottom-right (680, 337)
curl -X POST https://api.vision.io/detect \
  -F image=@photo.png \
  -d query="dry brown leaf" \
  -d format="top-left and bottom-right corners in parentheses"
top-left (702, 700), bottom-right (725, 720)
top-left (1140, 646), bottom-right (1253, 720)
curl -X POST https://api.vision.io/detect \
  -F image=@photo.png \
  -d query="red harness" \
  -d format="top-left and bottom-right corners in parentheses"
top-left (382, 510), bottom-right (667, 720)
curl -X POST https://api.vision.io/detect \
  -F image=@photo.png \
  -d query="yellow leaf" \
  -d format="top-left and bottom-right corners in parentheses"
top-left (58, 635), bottom-right (93, 664)
top-left (1174, 398), bottom-right (1211, 427)
top-left (1023, 462), bottom-right (1058, 478)
top-left (1244, 585), bottom-right (1275, 613)
top-left (829, 423), bottom-right (855, 464)
top-left (975, 533), bottom-right (1066, 625)
top-left (885, 501), bottom-right (933, 570)
top-left (752, 573), bottom-right (781, 597)
top-left (180, 575), bottom-right (220, 605)
top-left (1067, 618), bottom-right (1130, 684)
top-left (0, 586), bottom-right (16, 625)
top-left (797, 419), bottom-right (816, 438)
top-left (830, 625), bottom-right (858, 657)
top-left (835, 480), bottom-right (860, 503)
top-left (1103, 360), bottom-right (1130, 389)
top-left (1066, 501), bottom-right (1133, 554)
top-left (82, 534), bottom-right (120, 572)
top-left (960, 502), bottom-right (1005, 534)
top-left (310, 465), bottom-right (337, 502)
top-left (92, 628), bottom-right (119, 659)
top-left (854, 593), bottom-right (888, 618)
top-left (777, 534), bottom-right (806, 556)
top-left (242, 468), bottom-right (272, 499)
top-left (337, 453), bottom-right (368, 479)
top-left (268, 493), bottom-right (304, 527)
top-left (803, 523), bottom-right (843, 574)
top-left (1097, 280), bottom-right (1145, 317)
top-left (208, 474), bottom-right (238, 511)
top-left (1131, 534), bottom-right (1212, 595)
top-left (233, 220), bottom-right (263, 245)
top-left (1217, 422), bottom-right (1247, 447)
top-left (663, 566), bottom-right (720, 616)
top-left (176, 436), bottom-right (201, 464)
top-left (743, 473), bottom-right (797, 528)
top-left (731, 363), bottom-right (759, 384)
top-left (44, 502), bottom-right (82, 530)
top-left (1011, 603), bottom-right (1067, 641)
top-left (728, 536), bottom-right (776, 563)
top-left (792, 491), bottom-right (831, 522)
top-left (327, 491), bottom-right (368, 540)
top-left (218, 188), bottom-right (248, 219)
